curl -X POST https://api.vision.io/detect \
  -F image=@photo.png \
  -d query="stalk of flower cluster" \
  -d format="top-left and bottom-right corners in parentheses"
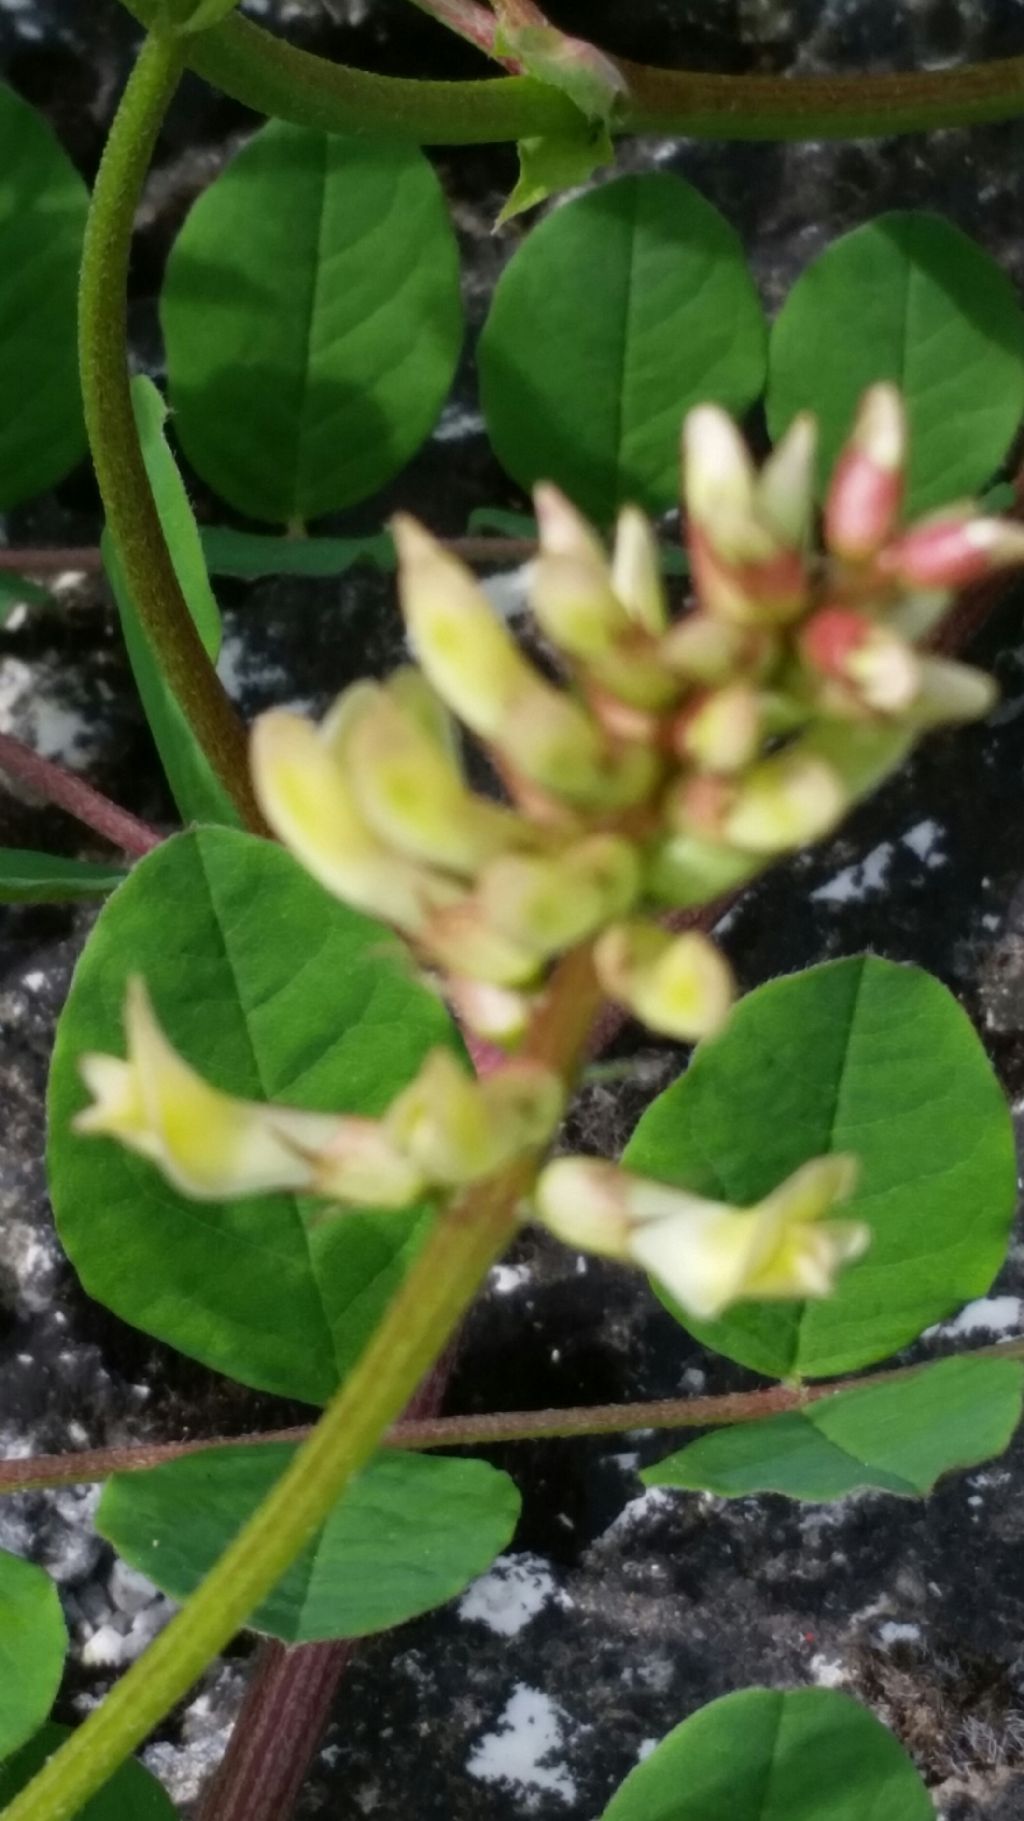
top-left (118, 0), bottom-right (1024, 142)
top-left (78, 31), bottom-right (262, 831)
top-left (1, 945), bottom-right (601, 1821)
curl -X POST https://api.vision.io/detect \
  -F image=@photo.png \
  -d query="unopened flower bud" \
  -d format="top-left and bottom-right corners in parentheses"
top-left (724, 747), bottom-right (846, 854)
top-left (385, 1048), bottom-right (562, 1187)
top-left (683, 405), bottom-right (759, 554)
top-left (594, 920), bottom-right (735, 1041)
top-left (424, 898), bottom-right (544, 988)
top-left (660, 614), bottom-right (758, 686)
top-left (611, 506), bottom-right (668, 634)
top-left (907, 656), bottom-right (998, 727)
top-left (534, 482), bottom-right (607, 566)
top-left (394, 515), bottom-right (625, 806)
top-left (879, 515), bottom-right (1024, 590)
top-left (644, 833), bottom-right (762, 909)
top-left (447, 977), bottom-right (534, 1048)
top-left (394, 515), bottom-right (541, 741)
top-left (535, 1152), bottom-right (867, 1319)
top-left (757, 412), bottom-right (818, 549)
top-left (479, 835), bottom-right (640, 960)
top-left (531, 553), bottom-right (630, 659)
top-left (674, 681), bottom-right (761, 774)
top-left (347, 683), bottom-right (529, 876)
top-left (251, 707), bottom-right (457, 935)
top-left (825, 384), bottom-right (906, 562)
top-left (800, 608), bottom-right (920, 715)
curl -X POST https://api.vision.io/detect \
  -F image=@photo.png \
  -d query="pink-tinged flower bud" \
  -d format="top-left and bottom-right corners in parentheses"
top-left (535, 1152), bottom-right (867, 1318)
top-left (479, 835), bottom-right (640, 960)
top-left (423, 898), bottom-right (544, 988)
top-left (251, 707), bottom-right (458, 935)
top-left (594, 920), bottom-right (735, 1042)
top-left (825, 384), bottom-right (906, 562)
top-left (674, 681), bottom-right (761, 774)
top-left (879, 515), bottom-right (1024, 590)
top-left (800, 608), bottom-right (920, 715)
top-left (611, 506), bottom-right (668, 634)
top-left (724, 747), bottom-right (847, 854)
top-left (385, 1048), bottom-right (562, 1187)
top-left (447, 977), bottom-right (534, 1049)
top-left (757, 413), bottom-right (818, 549)
top-left (689, 528), bottom-right (808, 628)
top-left (667, 773), bottom-right (736, 842)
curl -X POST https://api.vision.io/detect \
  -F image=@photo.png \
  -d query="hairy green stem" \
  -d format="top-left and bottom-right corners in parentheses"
top-left (2, 948), bottom-right (600, 1821)
top-left (118, 1), bottom-right (1024, 141)
top-left (80, 33), bottom-right (262, 831)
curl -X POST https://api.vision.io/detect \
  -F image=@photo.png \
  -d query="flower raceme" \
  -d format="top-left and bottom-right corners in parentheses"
top-left (250, 385), bottom-right (1015, 1048)
top-left (75, 389), bottom-right (1024, 1323)
top-left (76, 979), bottom-right (563, 1206)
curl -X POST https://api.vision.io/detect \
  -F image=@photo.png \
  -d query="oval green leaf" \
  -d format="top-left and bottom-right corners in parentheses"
top-left (161, 123), bottom-right (463, 523)
top-left (98, 1445), bottom-right (520, 1643)
top-left (104, 377), bottom-right (238, 829)
top-left (643, 1355), bottom-right (1024, 1501)
top-left (601, 1688), bottom-right (934, 1821)
top-left (0, 1724), bottom-right (177, 1817)
top-left (0, 1552), bottom-right (66, 1759)
top-left (47, 827), bottom-right (461, 1405)
top-left (479, 172), bottom-right (767, 524)
top-left (0, 851), bottom-right (126, 904)
top-left (624, 957), bottom-right (1017, 1380)
top-left (0, 84), bottom-right (88, 508)
top-left (767, 212), bottom-right (1024, 515)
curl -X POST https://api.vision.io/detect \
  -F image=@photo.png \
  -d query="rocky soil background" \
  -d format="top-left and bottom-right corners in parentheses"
top-left (4, 0), bottom-right (1024, 1815)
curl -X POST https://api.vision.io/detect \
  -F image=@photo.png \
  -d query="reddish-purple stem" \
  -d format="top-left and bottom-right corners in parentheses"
top-left (193, 1358), bottom-right (457, 1821)
top-left (0, 730), bottom-right (161, 859)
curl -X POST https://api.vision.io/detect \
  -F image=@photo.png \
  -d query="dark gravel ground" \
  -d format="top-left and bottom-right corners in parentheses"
top-left (5, 1), bottom-right (1024, 1814)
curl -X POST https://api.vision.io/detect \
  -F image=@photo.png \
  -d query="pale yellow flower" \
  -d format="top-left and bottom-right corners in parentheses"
top-left (535, 1153), bottom-right (867, 1319)
top-left (75, 978), bottom-right (422, 1207)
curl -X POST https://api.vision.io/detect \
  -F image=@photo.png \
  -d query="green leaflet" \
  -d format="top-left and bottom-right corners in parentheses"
top-left (768, 212), bottom-right (1024, 515)
top-left (0, 1552), bottom-right (66, 1760)
top-left (98, 1445), bottom-right (521, 1642)
top-left (643, 1355), bottom-right (1024, 1500)
top-left (625, 957), bottom-right (1016, 1379)
top-left (47, 827), bottom-right (462, 1405)
top-left (200, 526), bottom-right (394, 579)
top-left (105, 377), bottom-right (238, 828)
top-left (161, 123), bottom-right (463, 523)
top-left (601, 1688), bottom-right (934, 1821)
top-left (479, 173), bottom-right (766, 524)
top-left (0, 851), bottom-right (126, 904)
top-left (0, 84), bottom-right (88, 507)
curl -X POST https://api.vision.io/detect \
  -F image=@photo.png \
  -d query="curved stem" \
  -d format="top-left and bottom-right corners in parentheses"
top-left (1, 946), bottom-right (600, 1821)
top-left (0, 732), bottom-right (161, 858)
top-left (119, 0), bottom-right (1024, 142)
top-left (80, 33), bottom-right (262, 831)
